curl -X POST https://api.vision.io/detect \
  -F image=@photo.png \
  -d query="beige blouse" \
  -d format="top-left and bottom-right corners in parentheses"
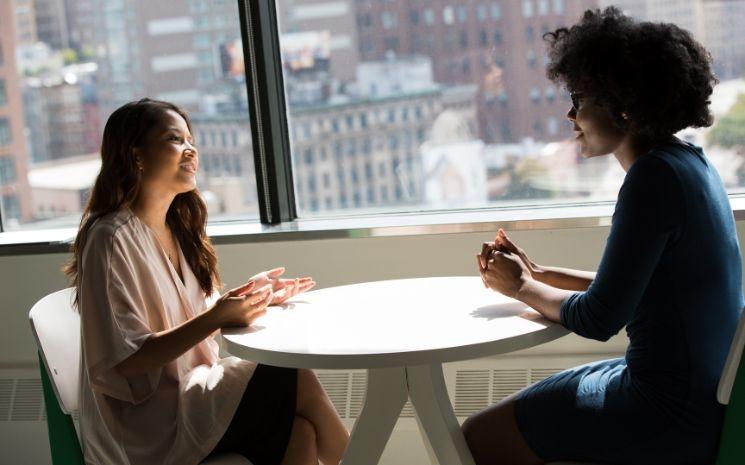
top-left (78, 209), bottom-right (256, 465)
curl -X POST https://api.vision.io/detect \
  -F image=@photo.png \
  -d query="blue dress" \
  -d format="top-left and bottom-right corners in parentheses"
top-left (514, 137), bottom-right (744, 465)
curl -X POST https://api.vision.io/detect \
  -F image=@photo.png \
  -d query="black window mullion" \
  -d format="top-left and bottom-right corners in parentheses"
top-left (237, 0), bottom-right (296, 224)
top-left (0, 159), bottom-right (5, 232)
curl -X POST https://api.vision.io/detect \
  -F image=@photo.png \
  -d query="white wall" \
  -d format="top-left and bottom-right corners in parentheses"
top-left (1, 225), bottom-right (625, 365)
top-left (2, 221), bottom-right (744, 463)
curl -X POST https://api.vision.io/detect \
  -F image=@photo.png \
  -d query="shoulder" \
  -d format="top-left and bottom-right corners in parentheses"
top-left (616, 146), bottom-right (687, 221)
top-left (83, 209), bottom-right (138, 259)
top-left (624, 145), bottom-right (685, 195)
top-left (628, 151), bottom-right (676, 177)
top-left (635, 137), bottom-right (703, 176)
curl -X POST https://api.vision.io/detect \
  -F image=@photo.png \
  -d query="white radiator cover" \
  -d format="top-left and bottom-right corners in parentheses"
top-left (0, 353), bottom-right (618, 465)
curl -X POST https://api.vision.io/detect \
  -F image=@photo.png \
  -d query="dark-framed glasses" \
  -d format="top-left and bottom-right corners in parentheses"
top-left (570, 91), bottom-right (584, 110)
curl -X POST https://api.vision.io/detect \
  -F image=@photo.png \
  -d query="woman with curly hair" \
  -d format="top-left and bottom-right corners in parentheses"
top-left (67, 98), bottom-right (349, 465)
top-left (463, 7), bottom-right (743, 465)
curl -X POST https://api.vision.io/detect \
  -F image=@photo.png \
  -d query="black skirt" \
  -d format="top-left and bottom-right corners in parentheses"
top-left (206, 364), bottom-right (298, 465)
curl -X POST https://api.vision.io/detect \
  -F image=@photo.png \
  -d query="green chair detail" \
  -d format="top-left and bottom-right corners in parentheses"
top-left (29, 288), bottom-right (252, 465)
top-left (715, 308), bottom-right (745, 465)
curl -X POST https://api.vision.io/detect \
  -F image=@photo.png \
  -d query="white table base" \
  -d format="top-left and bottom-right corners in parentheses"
top-left (342, 364), bottom-right (476, 465)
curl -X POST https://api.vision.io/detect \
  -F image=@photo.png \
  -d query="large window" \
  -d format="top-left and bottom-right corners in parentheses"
top-left (277, 0), bottom-right (745, 218)
top-left (1, 1), bottom-right (745, 233)
top-left (0, 0), bottom-right (257, 231)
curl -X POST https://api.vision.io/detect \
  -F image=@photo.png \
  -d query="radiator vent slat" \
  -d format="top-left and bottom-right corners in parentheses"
top-left (401, 399), bottom-right (415, 418)
top-left (317, 372), bottom-right (350, 419)
top-left (11, 379), bottom-right (43, 422)
top-left (530, 368), bottom-right (563, 384)
top-left (0, 365), bottom-right (569, 422)
top-left (0, 379), bottom-right (13, 421)
top-left (492, 369), bottom-right (529, 403)
top-left (454, 370), bottom-right (490, 417)
top-left (348, 371), bottom-right (367, 418)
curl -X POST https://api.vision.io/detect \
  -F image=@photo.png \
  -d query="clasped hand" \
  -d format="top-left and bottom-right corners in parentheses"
top-left (477, 229), bottom-right (533, 299)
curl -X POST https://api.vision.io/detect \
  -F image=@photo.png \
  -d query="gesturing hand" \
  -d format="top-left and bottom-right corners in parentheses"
top-left (213, 281), bottom-right (274, 327)
top-left (247, 267), bottom-right (316, 305)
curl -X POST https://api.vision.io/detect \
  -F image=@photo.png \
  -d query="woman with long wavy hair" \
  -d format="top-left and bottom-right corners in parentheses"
top-left (65, 98), bottom-right (349, 465)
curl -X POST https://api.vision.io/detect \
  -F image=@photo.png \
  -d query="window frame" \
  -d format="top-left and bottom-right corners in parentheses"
top-left (3, 197), bottom-right (745, 256)
top-left (238, 0), bottom-right (296, 224)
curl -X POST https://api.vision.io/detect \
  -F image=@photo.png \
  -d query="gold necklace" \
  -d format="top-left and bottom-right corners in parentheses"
top-left (131, 210), bottom-right (177, 266)
top-left (152, 227), bottom-right (176, 265)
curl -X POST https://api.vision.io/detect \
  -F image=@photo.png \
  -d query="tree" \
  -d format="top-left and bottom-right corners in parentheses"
top-left (709, 93), bottom-right (745, 150)
top-left (709, 92), bottom-right (745, 183)
top-left (62, 49), bottom-right (79, 66)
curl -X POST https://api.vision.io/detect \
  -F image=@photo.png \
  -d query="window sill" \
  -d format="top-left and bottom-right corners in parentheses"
top-left (3, 196), bottom-right (745, 256)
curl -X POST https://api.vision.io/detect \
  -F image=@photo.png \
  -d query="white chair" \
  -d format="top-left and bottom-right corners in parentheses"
top-left (29, 288), bottom-right (251, 465)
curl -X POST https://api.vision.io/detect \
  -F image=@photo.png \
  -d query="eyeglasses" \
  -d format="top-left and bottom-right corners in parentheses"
top-left (570, 91), bottom-right (584, 110)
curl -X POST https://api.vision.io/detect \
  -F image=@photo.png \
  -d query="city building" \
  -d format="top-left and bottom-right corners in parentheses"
top-left (0, 0), bottom-right (34, 226)
top-left (64, 0), bottom-right (94, 53)
top-left (190, 115), bottom-right (258, 220)
top-left (605, 0), bottom-right (745, 79)
top-left (26, 153), bottom-right (98, 220)
top-left (192, 65), bottom-right (478, 216)
top-left (12, 0), bottom-right (39, 47)
top-left (276, 0), bottom-right (360, 84)
top-left (33, 0), bottom-right (70, 51)
top-left (65, 0), bottom-right (246, 127)
top-left (352, 0), bottom-right (597, 143)
top-left (290, 80), bottom-right (478, 213)
top-left (23, 62), bottom-right (99, 163)
top-left (700, 1), bottom-right (745, 80)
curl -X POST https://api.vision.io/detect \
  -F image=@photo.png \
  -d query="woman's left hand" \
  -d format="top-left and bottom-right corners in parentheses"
top-left (476, 249), bottom-right (532, 299)
top-left (243, 267), bottom-right (316, 305)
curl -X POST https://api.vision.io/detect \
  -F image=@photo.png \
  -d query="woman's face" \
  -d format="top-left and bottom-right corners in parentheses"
top-left (567, 93), bottom-right (626, 158)
top-left (135, 109), bottom-right (199, 195)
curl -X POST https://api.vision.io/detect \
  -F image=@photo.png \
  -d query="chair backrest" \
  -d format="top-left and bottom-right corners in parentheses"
top-left (27, 288), bottom-right (248, 465)
top-left (718, 309), bottom-right (745, 405)
top-left (28, 288), bottom-right (80, 415)
top-left (715, 308), bottom-right (745, 465)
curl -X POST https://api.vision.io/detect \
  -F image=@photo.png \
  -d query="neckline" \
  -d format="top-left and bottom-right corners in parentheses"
top-left (123, 207), bottom-right (202, 320)
top-left (128, 209), bottom-right (185, 285)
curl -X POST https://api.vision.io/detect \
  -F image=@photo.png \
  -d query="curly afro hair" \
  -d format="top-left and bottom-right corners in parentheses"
top-left (544, 6), bottom-right (718, 142)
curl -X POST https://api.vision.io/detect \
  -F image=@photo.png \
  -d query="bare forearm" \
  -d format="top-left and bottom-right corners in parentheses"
top-left (515, 278), bottom-right (576, 323)
top-left (533, 265), bottom-right (595, 292)
top-left (116, 307), bottom-right (222, 378)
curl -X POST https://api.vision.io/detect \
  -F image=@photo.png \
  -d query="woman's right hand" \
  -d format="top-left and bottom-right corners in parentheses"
top-left (210, 281), bottom-right (274, 328)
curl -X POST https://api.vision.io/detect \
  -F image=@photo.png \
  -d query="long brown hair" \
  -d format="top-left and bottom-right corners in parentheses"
top-left (64, 98), bottom-right (220, 307)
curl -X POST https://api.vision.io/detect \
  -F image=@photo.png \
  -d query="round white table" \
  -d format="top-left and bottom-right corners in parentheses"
top-left (221, 276), bottom-right (570, 465)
